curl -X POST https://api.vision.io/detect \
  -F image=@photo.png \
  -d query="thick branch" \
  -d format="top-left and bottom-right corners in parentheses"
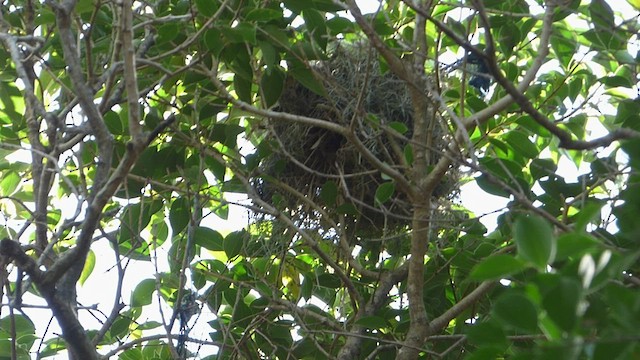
top-left (0, 238), bottom-right (98, 359)
top-left (121, 0), bottom-right (142, 138)
top-left (53, 0), bottom-right (114, 193)
top-left (0, 239), bottom-right (45, 284)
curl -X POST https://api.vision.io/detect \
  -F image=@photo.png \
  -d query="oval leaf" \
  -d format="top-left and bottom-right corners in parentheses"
top-left (470, 254), bottom-right (527, 281)
top-left (555, 233), bottom-right (601, 260)
top-left (514, 215), bottom-right (556, 268)
top-left (542, 278), bottom-right (581, 332)
top-left (169, 197), bottom-right (190, 236)
top-left (79, 250), bottom-right (96, 286)
top-left (224, 230), bottom-right (246, 258)
top-left (375, 182), bottom-right (395, 205)
top-left (260, 67), bottom-right (285, 108)
top-left (320, 180), bottom-right (338, 206)
top-left (492, 293), bottom-right (539, 332)
top-left (194, 226), bottom-right (224, 251)
top-left (130, 278), bottom-right (156, 307)
top-left (354, 315), bottom-right (388, 330)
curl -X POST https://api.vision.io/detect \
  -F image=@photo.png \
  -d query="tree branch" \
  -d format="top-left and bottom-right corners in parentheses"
top-left (121, 0), bottom-right (142, 138)
top-left (427, 281), bottom-right (496, 335)
top-left (53, 0), bottom-right (114, 193)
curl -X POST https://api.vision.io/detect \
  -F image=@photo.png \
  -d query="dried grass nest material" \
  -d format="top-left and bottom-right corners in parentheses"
top-left (257, 41), bottom-right (458, 235)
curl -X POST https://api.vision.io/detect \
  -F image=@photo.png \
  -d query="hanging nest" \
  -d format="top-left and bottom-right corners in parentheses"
top-left (255, 41), bottom-right (458, 239)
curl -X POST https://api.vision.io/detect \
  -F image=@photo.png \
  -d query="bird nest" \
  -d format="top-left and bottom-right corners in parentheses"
top-left (255, 41), bottom-right (457, 239)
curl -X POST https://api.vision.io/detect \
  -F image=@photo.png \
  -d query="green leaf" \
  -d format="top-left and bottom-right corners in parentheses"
top-left (589, 0), bottom-right (614, 29)
top-left (317, 273), bottom-right (341, 288)
top-left (326, 17), bottom-right (354, 35)
top-left (336, 203), bottom-right (357, 215)
top-left (38, 337), bottom-right (67, 357)
top-left (156, 23), bottom-right (179, 44)
top-left (320, 180), bottom-right (338, 206)
top-left (475, 175), bottom-right (510, 198)
top-left (388, 121), bottom-right (409, 135)
top-left (234, 74), bottom-right (253, 103)
top-left (104, 110), bottom-right (124, 135)
top-left (470, 254), bottom-right (527, 281)
top-left (195, 0), bottom-right (218, 16)
top-left (466, 320), bottom-right (507, 348)
top-left (0, 339), bottom-right (28, 358)
top-left (224, 230), bottom-right (246, 258)
top-left (0, 315), bottom-right (35, 336)
top-left (374, 182), bottom-right (395, 205)
top-left (571, 201), bottom-right (604, 231)
top-left (492, 293), bottom-right (538, 332)
top-left (551, 27), bottom-right (577, 69)
top-left (169, 197), bottom-right (191, 236)
top-left (75, 0), bottom-right (94, 14)
top-left (504, 130), bottom-right (539, 159)
top-left (261, 24), bottom-right (291, 49)
top-left (259, 41), bottom-right (278, 69)
top-left (514, 215), bottom-right (556, 269)
top-left (601, 75), bottom-right (634, 88)
top-left (627, 0), bottom-right (640, 10)
top-left (79, 250), bottom-right (95, 286)
top-left (224, 23), bottom-right (257, 44)
top-left (260, 67), bottom-right (285, 108)
top-left (287, 60), bottom-right (326, 96)
top-left (204, 28), bottom-right (225, 57)
top-left (130, 279), bottom-right (156, 307)
top-left (281, 0), bottom-right (312, 13)
top-left (477, 157), bottom-right (529, 198)
top-left (542, 278), bottom-right (581, 332)
top-left (209, 123), bottom-right (245, 149)
top-left (118, 203), bottom-right (146, 243)
top-left (302, 9), bottom-right (327, 49)
top-left (245, 8), bottom-right (282, 22)
top-left (119, 348), bottom-right (144, 360)
top-left (354, 316), bottom-right (388, 330)
top-left (205, 156), bottom-right (226, 182)
top-left (555, 233), bottom-right (601, 261)
top-left (530, 158), bottom-right (557, 180)
top-left (404, 144), bottom-right (414, 165)
top-left (110, 316), bottom-right (132, 339)
top-left (135, 321), bottom-right (163, 330)
top-left (0, 170), bottom-right (20, 196)
top-left (194, 226), bottom-right (224, 251)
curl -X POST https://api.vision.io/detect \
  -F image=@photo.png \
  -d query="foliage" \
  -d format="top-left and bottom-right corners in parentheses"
top-left (0, 0), bottom-right (639, 359)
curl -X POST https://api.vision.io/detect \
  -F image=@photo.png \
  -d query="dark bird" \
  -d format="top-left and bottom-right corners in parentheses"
top-left (465, 51), bottom-right (492, 94)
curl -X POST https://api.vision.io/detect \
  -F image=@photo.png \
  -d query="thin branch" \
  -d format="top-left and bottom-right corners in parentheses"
top-left (91, 232), bottom-right (126, 346)
top-left (99, 334), bottom-right (223, 359)
top-left (427, 281), bottom-right (496, 335)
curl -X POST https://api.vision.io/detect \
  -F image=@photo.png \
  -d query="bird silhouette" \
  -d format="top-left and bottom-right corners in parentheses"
top-left (465, 51), bottom-right (492, 94)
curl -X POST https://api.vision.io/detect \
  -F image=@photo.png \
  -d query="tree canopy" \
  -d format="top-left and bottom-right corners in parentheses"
top-left (0, 0), bottom-right (639, 359)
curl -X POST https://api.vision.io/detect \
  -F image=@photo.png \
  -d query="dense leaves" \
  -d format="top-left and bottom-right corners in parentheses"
top-left (0, 0), bottom-right (638, 359)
